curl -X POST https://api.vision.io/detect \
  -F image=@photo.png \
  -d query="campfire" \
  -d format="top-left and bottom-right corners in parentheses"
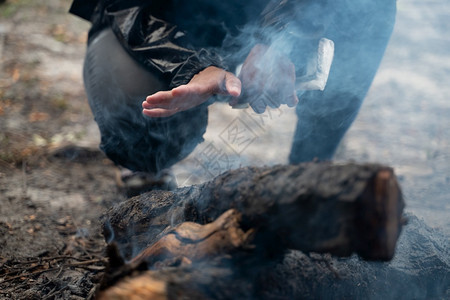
top-left (96, 162), bottom-right (405, 299)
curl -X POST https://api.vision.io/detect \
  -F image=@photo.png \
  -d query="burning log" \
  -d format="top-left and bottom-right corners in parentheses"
top-left (129, 209), bottom-right (254, 266)
top-left (104, 162), bottom-right (404, 261)
top-left (98, 162), bottom-right (405, 299)
top-left (98, 209), bottom-right (255, 300)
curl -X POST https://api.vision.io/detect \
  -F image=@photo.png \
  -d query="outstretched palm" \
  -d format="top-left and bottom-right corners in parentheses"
top-left (142, 66), bottom-right (241, 117)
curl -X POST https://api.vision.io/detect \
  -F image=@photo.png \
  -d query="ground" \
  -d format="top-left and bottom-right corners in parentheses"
top-left (0, 1), bottom-right (123, 298)
top-left (0, 0), bottom-right (449, 299)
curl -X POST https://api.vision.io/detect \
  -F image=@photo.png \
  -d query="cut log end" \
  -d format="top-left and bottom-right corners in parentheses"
top-left (356, 168), bottom-right (404, 260)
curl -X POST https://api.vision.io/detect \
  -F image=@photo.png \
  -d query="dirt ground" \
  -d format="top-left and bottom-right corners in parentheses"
top-left (0, 1), bottom-right (124, 298)
top-left (0, 0), bottom-right (449, 299)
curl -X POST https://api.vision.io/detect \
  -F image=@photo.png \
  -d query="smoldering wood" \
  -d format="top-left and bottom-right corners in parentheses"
top-left (98, 225), bottom-right (450, 300)
top-left (98, 216), bottom-right (259, 300)
top-left (103, 162), bottom-right (404, 263)
top-left (129, 209), bottom-right (255, 266)
top-left (97, 262), bottom-right (254, 300)
top-left (99, 215), bottom-right (450, 300)
top-left (98, 162), bottom-right (407, 299)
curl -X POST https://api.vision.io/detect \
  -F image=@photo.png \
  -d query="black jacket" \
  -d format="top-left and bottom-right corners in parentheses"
top-left (69, 0), bottom-right (283, 88)
top-left (70, 0), bottom-right (395, 89)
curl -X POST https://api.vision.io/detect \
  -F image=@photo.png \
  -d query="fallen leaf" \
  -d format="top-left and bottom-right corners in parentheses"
top-left (12, 68), bottom-right (20, 82)
top-left (28, 112), bottom-right (49, 122)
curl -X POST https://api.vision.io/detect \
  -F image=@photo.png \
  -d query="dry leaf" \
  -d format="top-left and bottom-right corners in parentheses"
top-left (28, 112), bottom-right (49, 122)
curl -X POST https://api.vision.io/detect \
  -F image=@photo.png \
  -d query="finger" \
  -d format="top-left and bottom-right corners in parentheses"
top-left (170, 84), bottom-right (190, 98)
top-left (267, 100), bottom-right (280, 109)
top-left (261, 91), bottom-right (280, 109)
top-left (264, 74), bottom-right (286, 108)
top-left (224, 73), bottom-right (241, 97)
top-left (260, 93), bottom-right (280, 108)
top-left (144, 90), bottom-right (175, 108)
top-left (142, 100), bottom-right (174, 110)
top-left (273, 83), bottom-right (298, 107)
top-left (286, 93), bottom-right (299, 107)
top-left (142, 107), bottom-right (180, 118)
top-left (284, 63), bottom-right (298, 107)
top-left (250, 98), bottom-right (266, 114)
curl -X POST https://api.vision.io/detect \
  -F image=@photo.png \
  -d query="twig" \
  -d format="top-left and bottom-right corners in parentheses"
top-left (0, 261), bottom-right (49, 277)
top-left (87, 285), bottom-right (98, 300)
top-left (66, 259), bottom-right (106, 272)
top-left (2, 280), bottom-right (32, 294)
top-left (42, 285), bottom-right (69, 300)
top-left (66, 259), bottom-right (105, 266)
top-left (21, 159), bottom-right (27, 197)
top-left (1, 257), bottom-right (106, 281)
top-left (42, 286), bottom-right (57, 299)
top-left (72, 265), bottom-right (105, 271)
top-left (54, 266), bottom-right (64, 278)
top-left (0, 267), bottom-right (59, 283)
top-left (8, 255), bottom-right (107, 265)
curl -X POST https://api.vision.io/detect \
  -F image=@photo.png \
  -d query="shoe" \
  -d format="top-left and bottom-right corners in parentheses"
top-left (115, 168), bottom-right (177, 198)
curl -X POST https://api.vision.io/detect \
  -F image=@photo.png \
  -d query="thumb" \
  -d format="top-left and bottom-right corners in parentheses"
top-left (223, 73), bottom-right (242, 97)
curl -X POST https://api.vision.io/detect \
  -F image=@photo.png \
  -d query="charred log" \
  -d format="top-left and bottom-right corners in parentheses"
top-left (98, 215), bottom-right (450, 300)
top-left (98, 162), bottom-right (406, 299)
top-left (103, 162), bottom-right (404, 262)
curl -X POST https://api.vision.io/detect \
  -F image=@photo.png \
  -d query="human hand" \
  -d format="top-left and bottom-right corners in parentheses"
top-left (142, 66), bottom-right (241, 117)
top-left (231, 44), bottom-right (298, 113)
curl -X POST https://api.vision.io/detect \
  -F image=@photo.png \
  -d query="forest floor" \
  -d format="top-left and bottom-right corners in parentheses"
top-left (0, 1), bottom-right (123, 298)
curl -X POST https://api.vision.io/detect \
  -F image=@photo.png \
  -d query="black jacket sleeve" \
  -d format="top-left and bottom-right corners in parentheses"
top-left (71, 0), bottom-right (229, 89)
top-left (106, 4), bottom-right (227, 88)
top-left (69, 0), bottom-right (100, 21)
top-left (70, 0), bottom-right (297, 88)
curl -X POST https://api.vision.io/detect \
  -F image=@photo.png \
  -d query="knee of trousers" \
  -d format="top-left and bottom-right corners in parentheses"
top-left (97, 104), bottom-right (208, 173)
top-left (289, 90), bottom-right (364, 163)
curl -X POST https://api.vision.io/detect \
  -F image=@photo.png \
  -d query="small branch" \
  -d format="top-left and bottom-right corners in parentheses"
top-left (21, 159), bottom-right (29, 199)
top-left (42, 285), bottom-right (69, 300)
top-left (1, 267), bottom-right (60, 283)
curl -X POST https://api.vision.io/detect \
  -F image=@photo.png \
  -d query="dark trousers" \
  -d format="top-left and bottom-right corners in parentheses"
top-left (289, 0), bottom-right (396, 163)
top-left (83, 1), bottom-right (396, 172)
